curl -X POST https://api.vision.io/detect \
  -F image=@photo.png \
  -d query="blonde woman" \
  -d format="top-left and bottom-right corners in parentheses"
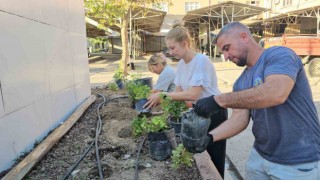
top-left (144, 21), bottom-right (228, 178)
top-left (148, 53), bottom-right (176, 93)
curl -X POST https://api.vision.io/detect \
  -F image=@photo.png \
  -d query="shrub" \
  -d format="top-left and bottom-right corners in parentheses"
top-left (131, 114), bottom-right (168, 136)
top-left (107, 82), bottom-right (119, 91)
top-left (171, 144), bottom-right (194, 169)
top-left (131, 115), bottom-right (148, 136)
top-left (113, 67), bottom-right (124, 81)
top-left (160, 94), bottom-right (188, 122)
top-left (126, 81), bottom-right (151, 101)
top-left (147, 115), bottom-right (168, 133)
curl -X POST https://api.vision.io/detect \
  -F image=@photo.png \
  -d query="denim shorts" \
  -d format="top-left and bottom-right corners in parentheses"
top-left (245, 147), bottom-right (320, 180)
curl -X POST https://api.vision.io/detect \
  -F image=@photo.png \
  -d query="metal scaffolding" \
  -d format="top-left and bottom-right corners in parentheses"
top-left (183, 1), bottom-right (267, 60)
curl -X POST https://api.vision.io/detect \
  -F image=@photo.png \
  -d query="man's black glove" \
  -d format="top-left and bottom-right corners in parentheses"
top-left (185, 134), bottom-right (214, 153)
top-left (194, 95), bottom-right (222, 118)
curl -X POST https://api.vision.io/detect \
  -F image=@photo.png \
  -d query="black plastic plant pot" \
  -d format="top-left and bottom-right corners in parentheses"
top-left (168, 116), bottom-right (182, 135)
top-left (134, 77), bottom-right (153, 89)
top-left (115, 79), bottom-right (124, 89)
top-left (148, 132), bottom-right (172, 161)
top-left (180, 134), bottom-right (207, 152)
top-left (180, 109), bottom-right (211, 152)
top-left (131, 101), bottom-right (135, 109)
top-left (135, 98), bottom-right (151, 113)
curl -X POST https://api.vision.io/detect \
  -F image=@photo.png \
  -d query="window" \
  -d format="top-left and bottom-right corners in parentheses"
top-left (152, 3), bottom-right (168, 12)
top-left (185, 2), bottom-right (200, 12)
top-left (283, 0), bottom-right (292, 6)
top-left (246, 1), bottom-right (260, 6)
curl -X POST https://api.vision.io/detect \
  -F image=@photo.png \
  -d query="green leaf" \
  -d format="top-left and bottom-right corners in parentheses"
top-left (125, 81), bottom-right (151, 100)
top-left (171, 144), bottom-right (194, 169)
top-left (131, 115), bottom-right (148, 136)
top-left (160, 96), bottom-right (188, 120)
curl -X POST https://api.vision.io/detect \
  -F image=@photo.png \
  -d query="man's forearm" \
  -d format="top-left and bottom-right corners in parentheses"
top-left (216, 86), bottom-right (266, 109)
top-left (209, 109), bottom-right (249, 141)
top-left (216, 74), bottom-right (294, 109)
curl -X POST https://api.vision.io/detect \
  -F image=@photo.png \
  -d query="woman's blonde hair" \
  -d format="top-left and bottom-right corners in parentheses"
top-left (148, 53), bottom-right (167, 72)
top-left (165, 20), bottom-right (191, 47)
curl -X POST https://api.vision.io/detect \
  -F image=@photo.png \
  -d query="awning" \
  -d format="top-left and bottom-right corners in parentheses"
top-left (131, 7), bottom-right (166, 33)
top-left (85, 17), bottom-right (115, 38)
top-left (262, 6), bottom-right (320, 24)
top-left (86, 6), bottom-right (166, 37)
top-left (183, 1), bottom-right (268, 30)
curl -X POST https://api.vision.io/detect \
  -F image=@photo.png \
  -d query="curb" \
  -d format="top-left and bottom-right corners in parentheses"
top-left (193, 151), bottom-right (223, 180)
top-left (88, 56), bottom-right (103, 63)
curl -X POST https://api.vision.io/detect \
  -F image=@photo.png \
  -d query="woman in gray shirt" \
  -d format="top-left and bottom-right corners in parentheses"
top-left (148, 54), bottom-right (176, 93)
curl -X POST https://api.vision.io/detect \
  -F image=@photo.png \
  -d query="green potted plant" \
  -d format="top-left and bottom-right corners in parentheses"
top-left (106, 82), bottom-right (119, 91)
top-left (113, 67), bottom-right (124, 89)
top-left (129, 70), bottom-right (153, 89)
top-left (133, 84), bottom-right (151, 101)
top-left (171, 143), bottom-right (194, 169)
top-left (126, 81), bottom-right (151, 112)
top-left (146, 115), bottom-right (172, 161)
top-left (131, 114), bottom-right (169, 136)
top-left (160, 94), bottom-right (188, 135)
top-left (131, 114), bottom-right (174, 161)
top-left (131, 115), bottom-right (149, 136)
top-left (126, 81), bottom-right (150, 100)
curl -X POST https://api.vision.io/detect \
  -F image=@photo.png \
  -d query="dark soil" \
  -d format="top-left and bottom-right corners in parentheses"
top-left (22, 88), bottom-right (202, 180)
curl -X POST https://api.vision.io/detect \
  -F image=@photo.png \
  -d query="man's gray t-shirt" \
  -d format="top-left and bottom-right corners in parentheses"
top-left (233, 46), bottom-right (320, 164)
top-left (154, 65), bottom-right (176, 92)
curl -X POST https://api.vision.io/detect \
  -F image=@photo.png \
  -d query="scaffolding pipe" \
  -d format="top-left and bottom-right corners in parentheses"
top-left (221, 5), bottom-right (225, 62)
top-left (317, 7), bottom-right (320, 36)
top-left (129, 7), bottom-right (132, 57)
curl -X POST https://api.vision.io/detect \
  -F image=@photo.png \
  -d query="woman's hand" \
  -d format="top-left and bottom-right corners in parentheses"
top-left (144, 92), bottom-right (161, 109)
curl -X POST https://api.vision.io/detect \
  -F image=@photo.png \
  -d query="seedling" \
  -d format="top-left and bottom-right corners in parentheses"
top-left (171, 143), bottom-right (194, 169)
top-left (160, 94), bottom-right (188, 122)
top-left (131, 114), bottom-right (169, 136)
top-left (113, 67), bottom-right (124, 81)
top-left (126, 81), bottom-right (151, 101)
top-left (107, 82), bottom-right (119, 91)
top-left (147, 115), bottom-right (168, 133)
top-left (131, 115), bottom-right (148, 136)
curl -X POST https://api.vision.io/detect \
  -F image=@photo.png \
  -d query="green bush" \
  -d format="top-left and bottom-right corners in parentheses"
top-left (107, 82), bottom-right (119, 91)
top-left (113, 68), bottom-right (124, 81)
top-left (171, 144), bottom-right (194, 169)
top-left (147, 115), bottom-right (168, 133)
top-left (131, 114), bottom-right (168, 136)
top-left (126, 81), bottom-right (151, 101)
top-left (131, 115), bottom-right (148, 136)
top-left (160, 94), bottom-right (188, 122)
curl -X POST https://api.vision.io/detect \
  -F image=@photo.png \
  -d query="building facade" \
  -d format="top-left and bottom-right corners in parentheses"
top-left (0, 1), bottom-right (91, 172)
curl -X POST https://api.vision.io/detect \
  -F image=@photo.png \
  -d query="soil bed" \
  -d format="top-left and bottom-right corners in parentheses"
top-left (24, 88), bottom-right (202, 179)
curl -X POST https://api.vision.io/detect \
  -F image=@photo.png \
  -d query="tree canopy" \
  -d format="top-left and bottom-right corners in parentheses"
top-left (84, 0), bottom-right (171, 74)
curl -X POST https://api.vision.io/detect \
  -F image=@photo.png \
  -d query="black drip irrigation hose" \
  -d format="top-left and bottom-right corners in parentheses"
top-left (98, 93), bottom-right (106, 102)
top-left (61, 95), bottom-right (128, 180)
top-left (134, 135), bottom-right (147, 180)
top-left (61, 141), bottom-right (95, 180)
top-left (95, 97), bottom-right (105, 180)
top-left (95, 95), bottom-right (128, 179)
top-left (95, 114), bottom-right (103, 179)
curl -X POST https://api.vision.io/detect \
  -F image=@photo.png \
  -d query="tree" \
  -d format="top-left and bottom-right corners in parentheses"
top-left (84, 0), bottom-right (171, 75)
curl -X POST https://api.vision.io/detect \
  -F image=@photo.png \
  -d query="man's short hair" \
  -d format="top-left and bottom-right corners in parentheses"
top-left (214, 22), bottom-right (251, 44)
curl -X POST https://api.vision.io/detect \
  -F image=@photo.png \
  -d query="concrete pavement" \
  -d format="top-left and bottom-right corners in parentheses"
top-left (88, 53), bottom-right (320, 179)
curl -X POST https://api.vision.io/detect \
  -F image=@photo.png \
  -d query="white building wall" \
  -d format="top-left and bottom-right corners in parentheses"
top-left (264, 0), bottom-right (320, 18)
top-left (0, 0), bottom-right (91, 172)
